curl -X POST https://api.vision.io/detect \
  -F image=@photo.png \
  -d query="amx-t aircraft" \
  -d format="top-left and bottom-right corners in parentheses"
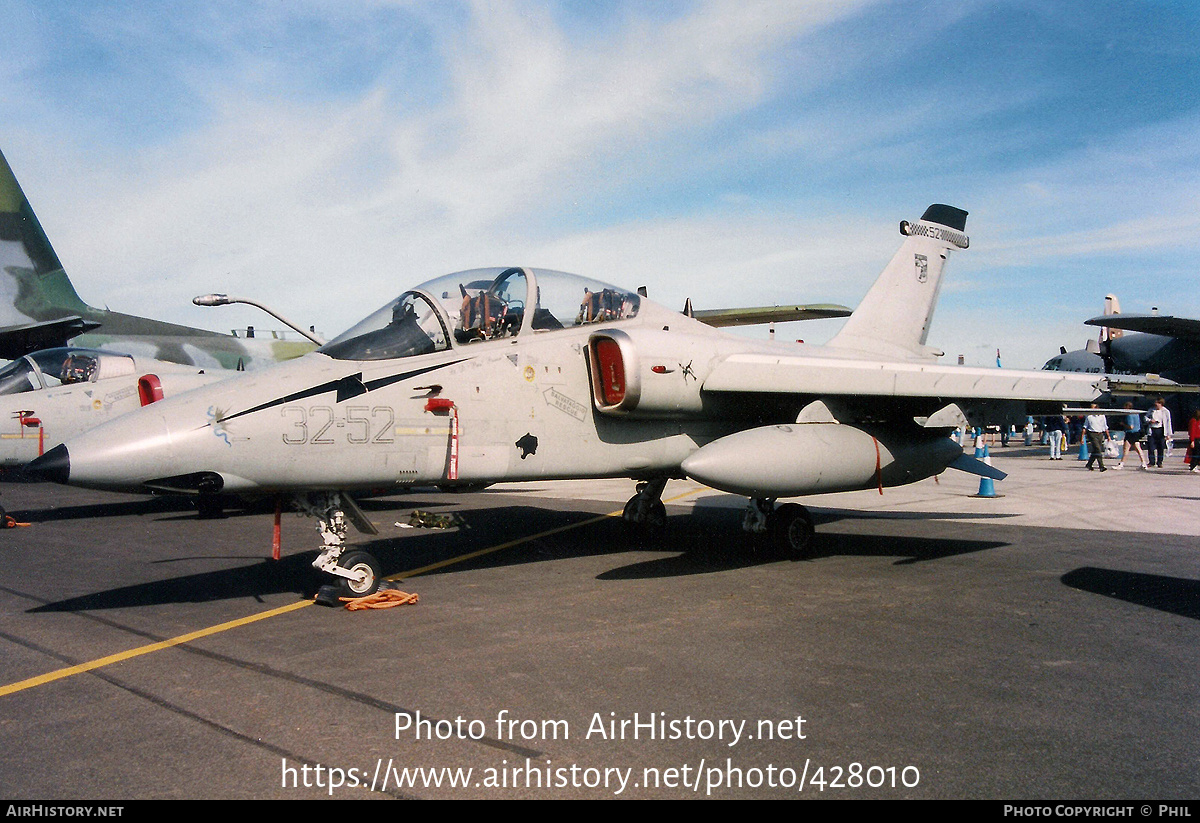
top-left (29, 205), bottom-right (1106, 596)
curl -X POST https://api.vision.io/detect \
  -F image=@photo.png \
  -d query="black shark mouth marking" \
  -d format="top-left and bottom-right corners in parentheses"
top-left (209, 360), bottom-right (466, 426)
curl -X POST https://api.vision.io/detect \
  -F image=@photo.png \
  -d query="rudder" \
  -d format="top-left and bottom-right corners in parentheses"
top-left (0, 149), bottom-right (92, 328)
top-left (827, 204), bottom-right (969, 359)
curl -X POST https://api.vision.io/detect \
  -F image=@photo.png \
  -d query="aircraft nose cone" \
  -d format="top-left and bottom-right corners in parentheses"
top-left (25, 444), bottom-right (71, 484)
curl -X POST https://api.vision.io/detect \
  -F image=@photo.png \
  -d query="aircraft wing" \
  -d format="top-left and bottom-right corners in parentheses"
top-left (0, 316), bottom-right (102, 360)
top-left (1084, 314), bottom-right (1200, 342)
top-left (692, 304), bottom-right (852, 328)
top-left (702, 353), bottom-right (1103, 402)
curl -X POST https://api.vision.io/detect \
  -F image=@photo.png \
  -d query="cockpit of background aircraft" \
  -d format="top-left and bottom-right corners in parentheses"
top-left (0, 348), bottom-right (136, 395)
top-left (319, 267), bottom-right (644, 361)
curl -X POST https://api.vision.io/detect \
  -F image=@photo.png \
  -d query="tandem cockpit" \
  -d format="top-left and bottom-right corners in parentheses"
top-left (319, 267), bottom-right (647, 361)
top-left (0, 348), bottom-right (136, 395)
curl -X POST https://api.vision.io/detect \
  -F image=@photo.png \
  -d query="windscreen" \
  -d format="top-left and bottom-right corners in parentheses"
top-left (320, 267), bottom-right (642, 361)
top-left (319, 292), bottom-right (452, 361)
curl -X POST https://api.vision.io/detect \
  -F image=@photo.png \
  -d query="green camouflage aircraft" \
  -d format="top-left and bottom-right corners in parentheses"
top-left (0, 149), bottom-right (316, 369)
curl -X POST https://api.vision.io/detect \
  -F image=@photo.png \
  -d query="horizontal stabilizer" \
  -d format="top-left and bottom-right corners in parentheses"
top-left (949, 453), bottom-right (1007, 481)
top-left (691, 304), bottom-right (852, 328)
top-left (1084, 314), bottom-right (1200, 343)
top-left (0, 316), bottom-right (102, 360)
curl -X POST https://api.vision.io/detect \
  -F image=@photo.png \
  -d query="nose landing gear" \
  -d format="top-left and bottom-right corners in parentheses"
top-left (302, 492), bottom-right (384, 597)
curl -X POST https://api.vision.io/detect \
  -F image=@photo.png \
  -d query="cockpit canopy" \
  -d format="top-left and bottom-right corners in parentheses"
top-left (0, 348), bottom-right (136, 395)
top-left (320, 267), bottom-right (643, 361)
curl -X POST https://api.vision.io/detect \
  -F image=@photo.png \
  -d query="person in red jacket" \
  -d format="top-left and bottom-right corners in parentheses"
top-left (1189, 410), bottom-right (1200, 473)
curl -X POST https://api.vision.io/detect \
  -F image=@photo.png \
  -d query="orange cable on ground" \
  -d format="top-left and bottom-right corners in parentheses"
top-left (340, 589), bottom-right (419, 610)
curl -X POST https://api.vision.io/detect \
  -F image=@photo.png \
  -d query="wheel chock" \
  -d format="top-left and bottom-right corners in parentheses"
top-left (314, 584), bottom-right (342, 607)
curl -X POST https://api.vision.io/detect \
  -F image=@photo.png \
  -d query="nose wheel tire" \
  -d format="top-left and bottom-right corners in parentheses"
top-left (337, 551), bottom-right (382, 597)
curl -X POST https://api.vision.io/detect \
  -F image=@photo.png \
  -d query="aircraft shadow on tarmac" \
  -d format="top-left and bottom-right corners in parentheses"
top-left (5, 494), bottom-right (280, 524)
top-left (29, 504), bottom-right (623, 612)
top-left (7, 495), bottom-right (198, 523)
top-left (29, 502), bottom-right (1010, 612)
top-left (597, 524), bottom-right (1008, 579)
top-left (1060, 566), bottom-right (1200, 621)
top-left (775, 505), bottom-right (1018, 525)
top-left (28, 551), bottom-right (323, 613)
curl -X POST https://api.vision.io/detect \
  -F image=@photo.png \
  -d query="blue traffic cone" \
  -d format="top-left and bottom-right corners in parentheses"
top-left (972, 443), bottom-right (1000, 498)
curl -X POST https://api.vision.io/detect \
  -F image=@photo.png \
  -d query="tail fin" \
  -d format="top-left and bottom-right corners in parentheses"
top-left (0, 149), bottom-right (92, 327)
top-left (827, 204), bottom-right (969, 359)
top-left (0, 149), bottom-right (310, 367)
top-left (1101, 293), bottom-right (1122, 341)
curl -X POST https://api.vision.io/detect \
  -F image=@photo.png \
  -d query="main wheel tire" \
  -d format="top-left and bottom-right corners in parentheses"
top-left (337, 550), bottom-right (382, 597)
top-left (771, 503), bottom-right (814, 559)
top-left (621, 496), bottom-right (637, 522)
top-left (621, 496), bottom-right (666, 539)
top-left (643, 499), bottom-right (667, 530)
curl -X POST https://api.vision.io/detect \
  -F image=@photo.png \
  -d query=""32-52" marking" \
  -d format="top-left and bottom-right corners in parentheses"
top-left (281, 405), bottom-right (395, 445)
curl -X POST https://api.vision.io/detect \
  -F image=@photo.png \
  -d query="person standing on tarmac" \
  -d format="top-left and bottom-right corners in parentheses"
top-left (1083, 404), bottom-right (1111, 473)
top-left (1117, 402), bottom-right (1148, 470)
top-left (1045, 414), bottom-right (1068, 460)
top-left (1147, 397), bottom-right (1173, 469)
top-left (1189, 410), bottom-right (1200, 474)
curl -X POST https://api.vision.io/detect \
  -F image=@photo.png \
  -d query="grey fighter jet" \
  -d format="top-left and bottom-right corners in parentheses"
top-left (0, 149), bottom-right (316, 369)
top-left (29, 205), bottom-right (1106, 597)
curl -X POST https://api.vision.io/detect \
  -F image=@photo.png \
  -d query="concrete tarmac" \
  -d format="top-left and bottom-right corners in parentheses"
top-left (0, 441), bottom-right (1197, 799)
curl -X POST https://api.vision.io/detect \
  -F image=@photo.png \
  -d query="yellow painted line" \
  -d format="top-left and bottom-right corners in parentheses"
top-left (0, 600), bottom-right (312, 698)
top-left (1, 484), bottom-right (705, 697)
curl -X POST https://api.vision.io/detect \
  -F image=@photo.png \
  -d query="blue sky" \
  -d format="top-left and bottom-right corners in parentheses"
top-left (3, 0), bottom-right (1198, 368)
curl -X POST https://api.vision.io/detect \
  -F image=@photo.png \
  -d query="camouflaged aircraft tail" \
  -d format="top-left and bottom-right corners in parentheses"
top-left (0, 149), bottom-right (94, 329)
top-left (0, 150), bottom-right (316, 367)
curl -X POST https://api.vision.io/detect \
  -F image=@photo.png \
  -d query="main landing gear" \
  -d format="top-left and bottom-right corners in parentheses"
top-left (622, 482), bottom-right (815, 557)
top-left (622, 479), bottom-right (667, 536)
top-left (743, 498), bottom-right (815, 558)
top-left (301, 492), bottom-right (382, 597)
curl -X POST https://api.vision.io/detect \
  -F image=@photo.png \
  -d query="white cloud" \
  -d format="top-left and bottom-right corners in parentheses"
top-left (7, 1), bottom-right (884, 337)
top-left (6, 0), bottom-right (1199, 363)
